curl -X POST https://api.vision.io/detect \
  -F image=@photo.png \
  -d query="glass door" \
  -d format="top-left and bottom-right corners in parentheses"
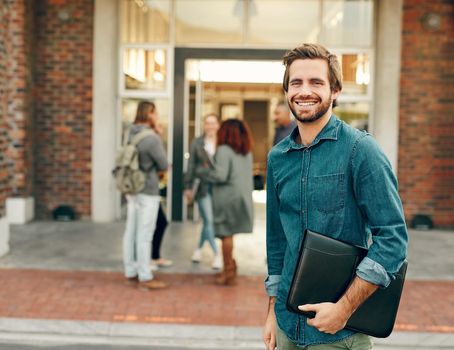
top-left (183, 60), bottom-right (205, 220)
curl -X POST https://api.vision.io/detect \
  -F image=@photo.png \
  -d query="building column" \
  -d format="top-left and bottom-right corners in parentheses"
top-left (91, 0), bottom-right (119, 222)
top-left (372, 0), bottom-right (403, 171)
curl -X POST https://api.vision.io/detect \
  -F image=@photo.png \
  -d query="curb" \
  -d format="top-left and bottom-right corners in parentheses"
top-left (0, 318), bottom-right (453, 349)
top-left (0, 318), bottom-right (263, 349)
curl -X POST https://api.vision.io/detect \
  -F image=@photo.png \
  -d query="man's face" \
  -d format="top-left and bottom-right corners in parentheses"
top-left (285, 58), bottom-right (339, 124)
top-left (272, 105), bottom-right (290, 127)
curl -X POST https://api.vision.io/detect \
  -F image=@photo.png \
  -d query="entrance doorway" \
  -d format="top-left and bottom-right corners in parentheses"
top-left (172, 48), bottom-right (285, 221)
top-left (182, 58), bottom-right (285, 220)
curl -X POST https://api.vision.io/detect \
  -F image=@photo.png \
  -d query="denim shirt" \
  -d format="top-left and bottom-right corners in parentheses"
top-left (265, 115), bottom-right (408, 347)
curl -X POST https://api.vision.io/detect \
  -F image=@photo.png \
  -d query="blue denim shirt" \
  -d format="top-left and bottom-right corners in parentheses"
top-left (265, 115), bottom-right (408, 347)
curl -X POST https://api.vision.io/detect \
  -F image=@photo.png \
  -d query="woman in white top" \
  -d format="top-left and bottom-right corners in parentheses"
top-left (184, 114), bottom-right (222, 270)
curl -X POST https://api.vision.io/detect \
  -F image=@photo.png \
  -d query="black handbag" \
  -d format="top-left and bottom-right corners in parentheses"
top-left (287, 229), bottom-right (407, 338)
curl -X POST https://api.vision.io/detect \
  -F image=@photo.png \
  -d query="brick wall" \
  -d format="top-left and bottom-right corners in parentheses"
top-left (0, 3), bottom-right (12, 217)
top-left (399, 0), bottom-right (454, 228)
top-left (34, 0), bottom-right (94, 218)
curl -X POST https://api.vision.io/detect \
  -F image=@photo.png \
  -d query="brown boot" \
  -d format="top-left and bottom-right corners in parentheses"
top-left (215, 237), bottom-right (237, 286)
top-left (215, 264), bottom-right (237, 286)
top-left (214, 260), bottom-right (235, 279)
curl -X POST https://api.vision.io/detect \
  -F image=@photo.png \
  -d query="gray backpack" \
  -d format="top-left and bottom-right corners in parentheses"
top-left (112, 129), bottom-right (154, 194)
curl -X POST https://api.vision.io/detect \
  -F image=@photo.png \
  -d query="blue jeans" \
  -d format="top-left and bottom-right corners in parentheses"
top-left (197, 193), bottom-right (218, 254)
top-left (123, 194), bottom-right (160, 281)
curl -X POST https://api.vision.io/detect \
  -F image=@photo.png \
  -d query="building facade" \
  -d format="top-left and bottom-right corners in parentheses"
top-left (0, 0), bottom-right (453, 255)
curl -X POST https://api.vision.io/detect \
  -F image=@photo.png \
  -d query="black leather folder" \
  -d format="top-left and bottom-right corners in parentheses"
top-left (287, 229), bottom-right (407, 338)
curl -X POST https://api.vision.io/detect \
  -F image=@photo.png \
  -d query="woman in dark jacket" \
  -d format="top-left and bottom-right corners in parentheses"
top-left (197, 119), bottom-right (254, 285)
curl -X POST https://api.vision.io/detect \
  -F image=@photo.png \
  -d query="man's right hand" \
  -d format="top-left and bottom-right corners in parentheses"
top-left (263, 298), bottom-right (277, 350)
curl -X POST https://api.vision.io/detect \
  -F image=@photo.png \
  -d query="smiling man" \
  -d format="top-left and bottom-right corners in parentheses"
top-left (263, 44), bottom-right (408, 349)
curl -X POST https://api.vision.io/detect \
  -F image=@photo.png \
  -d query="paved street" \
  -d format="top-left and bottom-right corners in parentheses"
top-left (0, 201), bottom-right (453, 349)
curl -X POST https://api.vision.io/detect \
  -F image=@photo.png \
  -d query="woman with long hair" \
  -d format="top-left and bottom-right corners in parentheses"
top-left (196, 118), bottom-right (254, 285)
top-left (122, 101), bottom-right (168, 290)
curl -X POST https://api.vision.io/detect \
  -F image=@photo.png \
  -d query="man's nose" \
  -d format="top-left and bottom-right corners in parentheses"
top-left (297, 83), bottom-right (313, 96)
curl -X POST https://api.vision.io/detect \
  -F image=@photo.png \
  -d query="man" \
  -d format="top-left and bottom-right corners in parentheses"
top-left (272, 101), bottom-right (297, 145)
top-left (263, 44), bottom-right (408, 349)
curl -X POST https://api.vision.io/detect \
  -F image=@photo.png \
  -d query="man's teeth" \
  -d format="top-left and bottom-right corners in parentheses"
top-left (296, 101), bottom-right (317, 106)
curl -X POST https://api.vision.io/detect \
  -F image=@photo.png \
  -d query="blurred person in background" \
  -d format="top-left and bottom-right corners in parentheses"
top-left (123, 101), bottom-right (169, 290)
top-left (196, 119), bottom-right (254, 286)
top-left (184, 114), bottom-right (223, 270)
top-left (148, 109), bottom-right (173, 271)
top-left (272, 101), bottom-right (296, 146)
top-left (150, 204), bottom-right (172, 271)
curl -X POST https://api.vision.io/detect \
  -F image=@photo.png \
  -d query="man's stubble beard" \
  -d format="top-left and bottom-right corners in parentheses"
top-left (288, 93), bottom-right (333, 124)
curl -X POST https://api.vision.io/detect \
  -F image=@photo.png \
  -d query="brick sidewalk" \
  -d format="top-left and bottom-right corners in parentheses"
top-left (0, 268), bottom-right (453, 333)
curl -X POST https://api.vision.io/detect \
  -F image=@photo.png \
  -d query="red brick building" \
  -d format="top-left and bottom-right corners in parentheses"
top-left (398, 0), bottom-right (454, 228)
top-left (0, 0), bottom-right (453, 255)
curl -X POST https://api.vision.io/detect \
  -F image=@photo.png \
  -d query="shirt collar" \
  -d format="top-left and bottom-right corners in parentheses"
top-left (283, 115), bottom-right (341, 152)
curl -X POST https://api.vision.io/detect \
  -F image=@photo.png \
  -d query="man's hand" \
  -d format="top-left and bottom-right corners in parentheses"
top-left (299, 277), bottom-right (379, 334)
top-left (263, 297), bottom-right (277, 350)
top-left (298, 302), bottom-right (350, 334)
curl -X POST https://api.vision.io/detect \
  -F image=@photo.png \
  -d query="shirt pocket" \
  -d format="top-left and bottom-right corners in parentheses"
top-left (310, 173), bottom-right (345, 213)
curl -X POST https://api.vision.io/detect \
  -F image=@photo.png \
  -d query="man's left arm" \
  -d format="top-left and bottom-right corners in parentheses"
top-left (300, 134), bottom-right (408, 333)
top-left (352, 134), bottom-right (408, 286)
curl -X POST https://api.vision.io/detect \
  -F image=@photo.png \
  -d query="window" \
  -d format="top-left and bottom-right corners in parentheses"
top-left (120, 0), bottom-right (171, 43)
top-left (121, 0), bottom-right (375, 48)
top-left (122, 47), bottom-right (168, 92)
top-left (335, 51), bottom-right (372, 131)
top-left (175, 0), bottom-right (242, 44)
top-left (248, 0), bottom-right (320, 45)
top-left (320, 0), bottom-right (374, 47)
top-left (339, 53), bottom-right (371, 96)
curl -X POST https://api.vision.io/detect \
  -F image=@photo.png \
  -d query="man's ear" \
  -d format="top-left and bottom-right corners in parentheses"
top-left (331, 89), bottom-right (340, 102)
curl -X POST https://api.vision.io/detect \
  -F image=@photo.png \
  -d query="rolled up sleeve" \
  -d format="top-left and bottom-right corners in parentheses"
top-left (264, 275), bottom-right (281, 296)
top-left (356, 256), bottom-right (391, 288)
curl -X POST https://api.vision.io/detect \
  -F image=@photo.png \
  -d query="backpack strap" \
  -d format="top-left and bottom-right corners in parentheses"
top-left (130, 129), bottom-right (155, 147)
